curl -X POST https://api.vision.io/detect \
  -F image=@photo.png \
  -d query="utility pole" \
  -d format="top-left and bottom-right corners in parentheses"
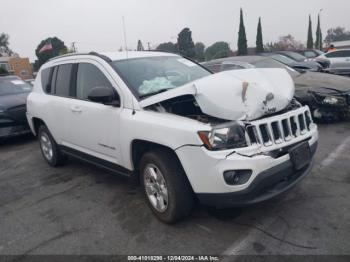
top-left (71, 42), bottom-right (77, 53)
top-left (318, 9), bottom-right (323, 50)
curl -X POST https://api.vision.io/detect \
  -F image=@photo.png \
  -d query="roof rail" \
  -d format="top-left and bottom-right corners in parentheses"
top-left (146, 49), bottom-right (180, 55)
top-left (48, 52), bottom-right (112, 63)
top-left (88, 52), bottom-right (112, 62)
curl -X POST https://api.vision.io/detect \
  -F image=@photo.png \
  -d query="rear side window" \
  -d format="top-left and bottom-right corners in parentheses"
top-left (55, 64), bottom-right (73, 97)
top-left (41, 68), bottom-right (52, 93)
top-left (76, 63), bottom-right (113, 100)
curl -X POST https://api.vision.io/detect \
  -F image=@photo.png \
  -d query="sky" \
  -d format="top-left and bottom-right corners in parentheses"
top-left (1, 0), bottom-right (349, 62)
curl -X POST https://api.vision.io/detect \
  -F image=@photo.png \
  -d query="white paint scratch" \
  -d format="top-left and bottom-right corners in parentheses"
top-left (321, 136), bottom-right (350, 168)
top-left (196, 223), bottom-right (213, 234)
top-left (222, 217), bottom-right (276, 256)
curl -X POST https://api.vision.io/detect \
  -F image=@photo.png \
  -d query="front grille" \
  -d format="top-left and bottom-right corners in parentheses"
top-left (245, 106), bottom-right (314, 148)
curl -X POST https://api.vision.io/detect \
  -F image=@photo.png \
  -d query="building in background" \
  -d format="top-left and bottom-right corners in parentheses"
top-left (0, 56), bottom-right (33, 79)
top-left (330, 40), bottom-right (350, 49)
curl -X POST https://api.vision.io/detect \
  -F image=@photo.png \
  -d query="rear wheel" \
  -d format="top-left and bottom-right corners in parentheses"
top-left (38, 125), bottom-right (66, 167)
top-left (140, 149), bottom-right (194, 223)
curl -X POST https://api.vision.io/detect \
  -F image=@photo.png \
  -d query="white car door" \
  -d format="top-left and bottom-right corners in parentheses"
top-left (325, 50), bottom-right (350, 67)
top-left (63, 61), bottom-right (122, 165)
top-left (46, 63), bottom-right (76, 145)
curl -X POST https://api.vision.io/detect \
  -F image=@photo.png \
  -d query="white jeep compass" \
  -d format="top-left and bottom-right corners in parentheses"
top-left (26, 51), bottom-right (318, 223)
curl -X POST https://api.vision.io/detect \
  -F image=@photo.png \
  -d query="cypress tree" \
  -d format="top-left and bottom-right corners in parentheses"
top-left (137, 40), bottom-right (144, 51)
top-left (256, 17), bottom-right (264, 53)
top-left (177, 28), bottom-right (196, 58)
top-left (237, 8), bottom-right (248, 56)
top-left (315, 14), bottom-right (323, 50)
top-left (307, 15), bottom-right (314, 49)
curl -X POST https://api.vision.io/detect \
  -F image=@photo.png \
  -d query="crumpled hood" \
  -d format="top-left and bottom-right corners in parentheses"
top-left (140, 68), bottom-right (295, 121)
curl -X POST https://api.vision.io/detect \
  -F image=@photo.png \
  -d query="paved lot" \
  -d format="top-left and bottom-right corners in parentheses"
top-left (0, 122), bottom-right (349, 256)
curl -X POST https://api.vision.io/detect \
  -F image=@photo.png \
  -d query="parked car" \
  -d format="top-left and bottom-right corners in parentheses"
top-left (25, 79), bottom-right (36, 87)
top-left (296, 49), bottom-right (324, 58)
top-left (27, 51), bottom-right (318, 223)
top-left (295, 49), bottom-right (330, 69)
top-left (319, 49), bottom-right (350, 76)
top-left (260, 52), bottom-right (323, 72)
top-left (203, 56), bottom-right (350, 121)
top-left (0, 75), bottom-right (32, 139)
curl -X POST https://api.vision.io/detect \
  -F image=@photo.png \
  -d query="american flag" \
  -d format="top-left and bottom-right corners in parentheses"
top-left (39, 41), bottom-right (53, 53)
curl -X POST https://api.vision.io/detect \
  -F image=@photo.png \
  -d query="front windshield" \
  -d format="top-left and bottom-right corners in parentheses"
top-left (253, 58), bottom-right (300, 78)
top-left (112, 56), bottom-right (211, 98)
top-left (0, 77), bottom-right (32, 96)
top-left (314, 50), bottom-right (324, 56)
top-left (268, 54), bottom-right (295, 65)
top-left (284, 52), bottom-right (306, 62)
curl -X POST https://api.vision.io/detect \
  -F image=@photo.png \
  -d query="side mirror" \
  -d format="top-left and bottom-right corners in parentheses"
top-left (87, 86), bottom-right (120, 107)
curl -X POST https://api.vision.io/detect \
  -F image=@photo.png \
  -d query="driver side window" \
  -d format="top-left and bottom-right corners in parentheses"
top-left (76, 63), bottom-right (114, 101)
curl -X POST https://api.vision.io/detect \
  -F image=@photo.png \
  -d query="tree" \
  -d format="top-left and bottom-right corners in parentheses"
top-left (177, 28), bottom-right (196, 58)
top-left (194, 42), bottom-right (205, 62)
top-left (0, 33), bottom-right (13, 56)
top-left (34, 37), bottom-right (67, 71)
top-left (137, 40), bottom-right (144, 51)
top-left (307, 15), bottom-right (314, 49)
top-left (205, 42), bottom-right (231, 61)
top-left (156, 42), bottom-right (177, 53)
top-left (237, 8), bottom-right (248, 56)
top-left (324, 27), bottom-right (350, 45)
top-left (315, 14), bottom-right (323, 50)
top-left (256, 17), bottom-right (264, 53)
top-left (265, 35), bottom-right (305, 51)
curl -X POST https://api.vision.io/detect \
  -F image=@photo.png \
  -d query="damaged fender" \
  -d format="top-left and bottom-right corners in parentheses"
top-left (140, 68), bottom-right (295, 121)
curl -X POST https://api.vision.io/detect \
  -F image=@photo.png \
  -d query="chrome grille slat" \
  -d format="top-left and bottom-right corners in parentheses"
top-left (278, 121), bottom-right (285, 141)
top-left (294, 115), bottom-right (301, 136)
top-left (256, 126), bottom-right (264, 145)
top-left (266, 123), bottom-right (274, 139)
top-left (245, 107), bottom-right (314, 149)
top-left (287, 118), bottom-right (294, 139)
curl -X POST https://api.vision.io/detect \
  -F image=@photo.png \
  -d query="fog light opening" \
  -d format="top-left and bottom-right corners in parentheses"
top-left (223, 170), bottom-right (252, 185)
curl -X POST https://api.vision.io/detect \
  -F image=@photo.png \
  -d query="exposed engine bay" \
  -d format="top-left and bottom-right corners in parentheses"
top-left (147, 94), bottom-right (302, 125)
top-left (147, 95), bottom-right (228, 124)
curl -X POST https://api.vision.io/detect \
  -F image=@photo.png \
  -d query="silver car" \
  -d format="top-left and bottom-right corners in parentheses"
top-left (319, 49), bottom-right (350, 76)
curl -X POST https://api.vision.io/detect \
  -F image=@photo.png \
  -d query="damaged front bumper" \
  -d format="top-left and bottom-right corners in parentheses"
top-left (175, 106), bottom-right (319, 207)
top-left (197, 142), bottom-right (317, 208)
top-left (309, 92), bottom-right (350, 119)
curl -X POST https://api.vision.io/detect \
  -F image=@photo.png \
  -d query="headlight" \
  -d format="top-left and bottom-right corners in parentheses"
top-left (323, 97), bottom-right (339, 105)
top-left (198, 122), bottom-right (247, 151)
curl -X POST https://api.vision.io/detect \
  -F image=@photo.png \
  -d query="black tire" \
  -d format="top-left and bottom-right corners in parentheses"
top-left (38, 125), bottom-right (66, 167)
top-left (140, 149), bottom-right (194, 224)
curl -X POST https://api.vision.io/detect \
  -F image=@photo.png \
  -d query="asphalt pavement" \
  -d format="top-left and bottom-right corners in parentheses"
top-left (0, 122), bottom-right (349, 256)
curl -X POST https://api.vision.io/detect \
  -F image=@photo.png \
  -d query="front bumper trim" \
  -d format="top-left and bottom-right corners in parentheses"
top-left (197, 142), bottom-right (317, 208)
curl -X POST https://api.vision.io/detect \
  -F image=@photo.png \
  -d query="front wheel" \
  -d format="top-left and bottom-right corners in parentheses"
top-left (140, 149), bottom-right (194, 224)
top-left (38, 125), bottom-right (66, 167)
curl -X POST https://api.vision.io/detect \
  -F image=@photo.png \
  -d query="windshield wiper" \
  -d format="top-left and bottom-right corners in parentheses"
top-left (139, 88), bottom-right (172, 99)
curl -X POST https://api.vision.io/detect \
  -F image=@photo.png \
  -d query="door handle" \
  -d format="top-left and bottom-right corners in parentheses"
top-left (70, 105), bottom-right (82, 113)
